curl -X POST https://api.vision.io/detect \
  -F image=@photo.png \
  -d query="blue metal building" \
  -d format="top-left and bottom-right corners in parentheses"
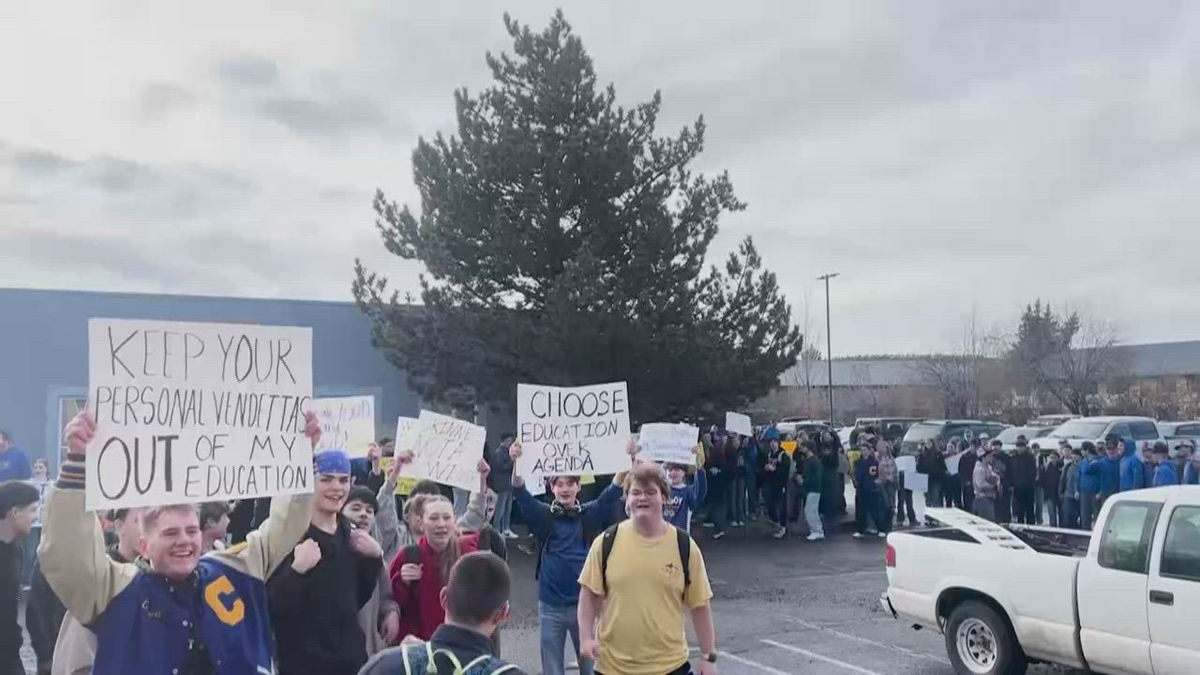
top-left (0, 287), bottom-right (424, 471)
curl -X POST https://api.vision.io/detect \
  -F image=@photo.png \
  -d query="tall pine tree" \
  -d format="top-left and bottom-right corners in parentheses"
top-left (353, 11), bottom-right (802, 422)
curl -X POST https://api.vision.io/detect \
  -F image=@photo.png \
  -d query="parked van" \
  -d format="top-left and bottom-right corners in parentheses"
top-left (899, 419), bottom-right (1007, 456)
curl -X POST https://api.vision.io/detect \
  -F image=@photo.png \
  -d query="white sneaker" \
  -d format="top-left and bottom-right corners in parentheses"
top-left (806, 533), bottom-right (825, 541)
top-left (772, 528), bottom-right (787, 539)
top-left (853, 532), bottom-right (864, 539)
top-left (713, 531), bottom-right (726, 540)
top-left (503, 529), bottom-right (519, 539)
top-left (877, 532), bottom-right (887, 538)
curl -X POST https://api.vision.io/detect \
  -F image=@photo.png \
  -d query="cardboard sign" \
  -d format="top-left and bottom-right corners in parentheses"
top-left (396, 411), bottom-right (485, 492)
top-left (516, 382), bottom-right (631, 479)
top-left (637, 423), bottom-right (699, 465)
top-left (946, 451), bottom-right (967, 475)
top-left (312, 396), bottom-right (375, 458)
top-left (725, 412), bottom-right (753, 437)
top-left (391, 416), bottom-right (419, 494)
top-left (86, 318), bottom-right (312, 510)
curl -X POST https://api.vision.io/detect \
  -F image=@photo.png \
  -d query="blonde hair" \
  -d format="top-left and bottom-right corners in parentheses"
top-left (140, 504), bottom-right (199, 536)
top-left (621, 462), bottom-right (670, 499)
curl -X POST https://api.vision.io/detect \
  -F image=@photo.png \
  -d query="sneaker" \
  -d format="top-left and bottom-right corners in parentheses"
top-left (734, 521), bottom-right (745, 527)
top-left (713, 531), bottom-right (726, 540)
top-left (702, 522), bottom-right (715, 528)
top-left (866, 528), bottom-right (878, 535)
top-left (806, 533), bottom-right (825, 541)
top-left (878, 532), bottom-right (887, 538)
top-left (853, 532), bottom-right (864, 539)
top-left (772, 527), bottom-right (787, 539)
top-left (503, 529), bottom-right (519, 539)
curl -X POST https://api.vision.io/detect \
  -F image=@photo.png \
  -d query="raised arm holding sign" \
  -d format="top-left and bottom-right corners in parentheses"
top-left (395, 411), bottom-right (487, 493)
top-left (516, 382), bottom-right (631, 480)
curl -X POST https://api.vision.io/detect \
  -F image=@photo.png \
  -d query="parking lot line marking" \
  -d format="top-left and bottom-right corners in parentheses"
top-left (783, 617), bottom-right (950, 665)
top-left (717, 650), bottom-right (793, 675)
top-left (760, 640), bottom-right (883, 675)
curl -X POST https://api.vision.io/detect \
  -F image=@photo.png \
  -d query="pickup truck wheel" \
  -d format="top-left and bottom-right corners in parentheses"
top-left (945, 601), bottom-right (1027, 675)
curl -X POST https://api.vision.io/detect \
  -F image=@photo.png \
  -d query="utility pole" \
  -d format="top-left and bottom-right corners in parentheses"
top-left (817, 273), bottom-right (839, 426)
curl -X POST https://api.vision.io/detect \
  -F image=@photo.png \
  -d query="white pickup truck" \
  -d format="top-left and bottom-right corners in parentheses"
top-left (881, 487), bottom-right (1200, 675)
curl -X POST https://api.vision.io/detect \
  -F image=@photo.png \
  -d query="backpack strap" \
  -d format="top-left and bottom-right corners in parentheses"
top-left (675, 527), bottom-right (692, 594)
top-left (401, 642), bottom-right (434, 674)
top-left (599, 523), bottom-right (620, 596)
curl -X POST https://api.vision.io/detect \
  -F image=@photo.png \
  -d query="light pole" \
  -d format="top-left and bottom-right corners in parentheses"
top-left (817, 272), bottom-right (839, 426)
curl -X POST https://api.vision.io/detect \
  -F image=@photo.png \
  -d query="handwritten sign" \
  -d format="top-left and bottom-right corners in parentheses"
top-left (638, 423), bottom-right (699, 465)
top-left (312, 396), bottom-right (375, 458)
top-left (725, 412), bottom-right (752, 437)
top-left (86, 318), bottom-right (312, 510)
top-left (517, 382), bottom-right (631, 480)
top-left (391, 416), bottom-right (419, 494)
top-left (396, 411), bottom-right (485, 492)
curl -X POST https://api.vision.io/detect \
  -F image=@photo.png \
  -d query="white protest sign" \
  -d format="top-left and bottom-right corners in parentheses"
top-left (895, 455), bottom-right (917, 474)
top-left (312, 396), bottom-right (375, 458)
top-left (396, 411), bottom-right (485, 492)
top-left (86, 318), bottom-right (313, 510)
top-left (517, 382), bottom-right (630, 480)
top-left (725, 412), bottom-right (753, 437)
top-left (638, 423), bottom-right (699, 465)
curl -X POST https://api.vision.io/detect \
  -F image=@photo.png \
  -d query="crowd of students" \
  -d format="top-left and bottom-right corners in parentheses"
top-left (0, 411), bottom-right (721, 675)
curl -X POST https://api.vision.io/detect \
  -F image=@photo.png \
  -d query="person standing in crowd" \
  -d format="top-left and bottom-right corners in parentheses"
top-left (853, 439), bottom-right (885, 539)
top-left (341, 486), bottom-right (401, 659)
top-left (0, 481), bottom-right (39, 674)
top-left (0, 432), bottom-right (30, 483)
top-left (352, 441), bottom-right (387, 495)
top-left (956, 439), bottom-right (977, 514)
top-left (1077, 442), bottom-right (1102, 529)
top-left (988, 437), bottom-right (1013, 524)
top-left (972, 445), bottom-right (1001, 522)
top-left (940, 439), bottom-right (962, 509)
top-left (1098, 435), bottom-right (1123, 505)
top-left (799, 441), bottom-right (825, 541)
top-left (703, 433), bottom-right (732, 539)
top-left (199, 501), bottom-right (231, 553)
top-left (1142, 443), bottom-right (1159, 489)
top-left (917, 439), bottom-right (946, 507)
top-left (508, 443), bottom-right (622, 675)
top-left (1010, 436), bottom-right (1038, 525)
top-left (1119, 435), bottom-right (1146, 493)
top-left (730, 434), bottom-right (748, 527)
top-left (269, 450), bottom-right (385, 675)
top-left (45, 508), bottom-right (145, 675)
top-left (41, 409), bottom-right (322, 675)
top-left (1183, 442), bottom-right (1199, 484)
top-left (818, 443), bottom-right (842, 532)
top-left (876, 439), bottom-right (898, 533)
top-left (489, 433), bottom-right (518, 540)
top-left (578, 464), bottom-right (717, 675)
top-left (663, 446), bottom-right (707, 534)
top-left (24, 457), bottom-right (52, 588)
top-left (390, 495), bottom-right (481, 642)
top-left (762, 437), bottom-right (792, 540)
top-left (1038, 446), bottom-right (1063, 528)
top-left (359, 552), bottom-right (524, 675)
top-left (1151, 443), bottom-right (1180, 486)
top-left (1059, 443), bottom-right (1082, 530)
top-left (743, 433), bottom-right (760, 521)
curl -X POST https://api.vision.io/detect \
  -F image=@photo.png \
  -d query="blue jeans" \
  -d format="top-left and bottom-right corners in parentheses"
top-left (539, 601), bottom-right (594, 675)
top-left (494, 489), bottom-right (514, 532)
top-left (1079, 492), bottom-right (1098, 530)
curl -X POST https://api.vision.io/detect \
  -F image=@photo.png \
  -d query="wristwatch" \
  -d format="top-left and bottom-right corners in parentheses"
top-left (700, 653), bottom-right (718, 663)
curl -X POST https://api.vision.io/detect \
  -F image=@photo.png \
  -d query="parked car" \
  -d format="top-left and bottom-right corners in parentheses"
top-left (994, 425), bottom-right (1055, 452)
top-left (852, 417), bottom-right (925, 445)
top-left (775, 418), bottom-right (832, 439)
top-left (882, 487), bottom-right (1200, 675)
top-left (1026, 413), bottom-right (1081, 428)
top-left (1041, 415), bottom-right (1164, 450)
top-left (1158, 421), bottom-right (1200, 450)
top-left (899, 420), bottom-right (1007, 456)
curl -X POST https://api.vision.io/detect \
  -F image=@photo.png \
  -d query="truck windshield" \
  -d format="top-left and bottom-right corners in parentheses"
top-left (904, 423), bottom-right (943, 443)
top-left (1047, 420), bottom-right (1109, 440)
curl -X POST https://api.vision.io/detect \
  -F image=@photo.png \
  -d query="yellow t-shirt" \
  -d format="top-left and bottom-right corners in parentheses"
top-left (578, 520), bottom-right (713, 675)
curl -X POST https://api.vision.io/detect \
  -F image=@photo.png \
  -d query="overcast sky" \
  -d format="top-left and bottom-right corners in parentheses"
top-left (3, 1), bottom-right (1199, 356)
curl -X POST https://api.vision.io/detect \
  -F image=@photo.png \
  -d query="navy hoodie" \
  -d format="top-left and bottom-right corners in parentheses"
top-left (855, 455), bottom-right (879, 494)
top-left (513, 483), bottom-right (622, 607)
top-left (664, 471), bottom-right (707, 533)
top-left (1118, 441), bottom-right (1145, 492)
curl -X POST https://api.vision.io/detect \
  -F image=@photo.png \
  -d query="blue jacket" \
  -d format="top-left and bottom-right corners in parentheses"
top-left (1097, 455), bottom-right (1120, 496)
top-left (665, 471), bottom-right (707, 532)
top-left (39, 467), bottom-right (312, 675)
top-left (1078, 457), bottom-right (1102, 494)
top-left (1153, 462), bottom-right (1181, 487)
top-left (1119, 443), bottom-right (1145, 492)
top-left (513, 483), bottom-right (622, 607)
top-left (855, 455), bottom-right (879, 494)
top-left (1184, 463), bottom-right (1198, 485)
top-left (0, 446), bottom-right (32, 481)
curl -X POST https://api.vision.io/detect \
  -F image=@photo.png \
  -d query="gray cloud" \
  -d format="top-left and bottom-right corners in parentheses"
top-left (257, 94), bottom-right (390, 137)
top-left (217, 55), bottom-right (280, 89)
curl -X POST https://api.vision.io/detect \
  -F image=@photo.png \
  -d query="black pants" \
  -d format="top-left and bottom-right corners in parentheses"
top-left (895, 488), bottom-right (917, 524)
top-left (961, 483), bottom-right (975, 513)
top-left (941, 476), bottom-right (961, 508)
top-left (599, 662), bottom-right (691, 675)
top-left (1013, 485), bottom-right (1036, 524)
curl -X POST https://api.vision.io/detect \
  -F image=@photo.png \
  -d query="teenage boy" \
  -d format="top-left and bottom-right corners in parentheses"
top-left (1151, 443), bottom-right (1180, 487)
top-left (343, 486), bottom-right (401, 657)
top-left (509, 442), bottom-right (623, 675)
top-left (762, 438), bottom-right (791, 540)
top-left (578, 463), bottom-right (717, 675)
top-left (853, 440), bottom-right (883, 539)
top-left (40, 409), bottom-right (321, 675)
top-left (663, 445), bottom-right (707, 533)
top-left (359, 552), bottom-right (524, 675)
top-left (799, 441), bottom-right (825, 541)
top-left (269, 450), bottom-right (385, 675)
top-left (0, 480), bottom-right (39, 673)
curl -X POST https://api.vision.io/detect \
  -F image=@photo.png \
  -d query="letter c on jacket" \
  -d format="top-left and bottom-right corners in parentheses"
top-left (204, 575), bottom-right (245, 626)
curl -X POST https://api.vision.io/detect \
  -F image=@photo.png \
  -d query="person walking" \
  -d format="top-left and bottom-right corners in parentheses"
top-left (578, 464), bottom-right (717, 675)
top-left (729, 434), bottom-right (748, 527)
top-left (490, 433), bottom-right (518, 539)
top-left (799, 442), bottom-right (825, 541)
top-left (703, 435), bottom-right (731, 539)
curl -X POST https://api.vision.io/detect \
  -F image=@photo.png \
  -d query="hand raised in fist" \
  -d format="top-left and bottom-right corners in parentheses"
top-left (349, 529), bottom-right (383, 559)
top-left (303, 411), bottom-right (321, 448)
top-left (63, 409), bottom-right (97, 456)
top-left (509, 442), bottom-right (523, 461)
top-left (291, 539), bottom-right (322, 574)
top-left (399, 563), bottom-right (423, 583)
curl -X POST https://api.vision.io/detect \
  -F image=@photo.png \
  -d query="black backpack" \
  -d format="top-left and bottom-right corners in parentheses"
top-left (599, 524), bottom-right (691, 598)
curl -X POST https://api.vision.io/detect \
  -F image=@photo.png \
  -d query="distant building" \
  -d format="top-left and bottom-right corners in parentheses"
top-left (0, 287), bottom-right (431, 472)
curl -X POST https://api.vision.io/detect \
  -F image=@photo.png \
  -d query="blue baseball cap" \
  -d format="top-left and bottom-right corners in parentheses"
top-left (314, 449), bottom-right (351, 475)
